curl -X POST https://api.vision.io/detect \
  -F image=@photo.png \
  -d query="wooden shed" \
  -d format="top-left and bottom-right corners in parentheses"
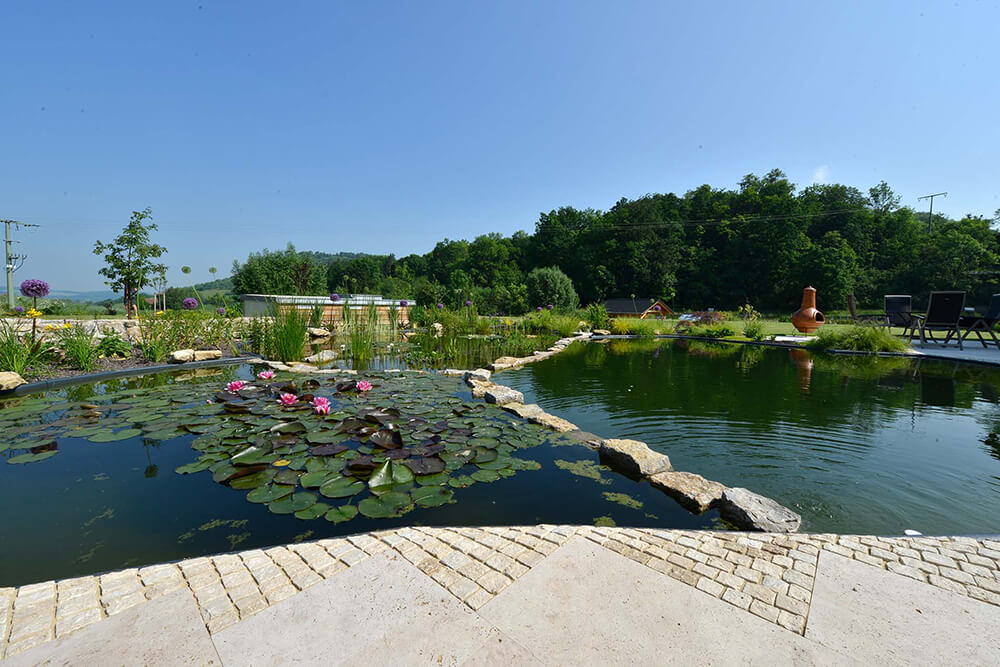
top-left (603, 298), bottom-right (673, 319)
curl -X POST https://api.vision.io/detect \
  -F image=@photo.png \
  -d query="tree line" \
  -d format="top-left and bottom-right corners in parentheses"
top-left (230, 169), bottom-right (1000, 314)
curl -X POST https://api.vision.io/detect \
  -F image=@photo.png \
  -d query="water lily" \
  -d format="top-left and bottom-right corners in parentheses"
top-left (356, 380), bottom-right (372, 392)
top-left (226, 380), bottom-right (245, 393)
top-left (312, 396), bottom-right (331, 415)
top-left (257, 370), bottom-right (275, 380)
top-left (278, 393), bottom-right (298, 406)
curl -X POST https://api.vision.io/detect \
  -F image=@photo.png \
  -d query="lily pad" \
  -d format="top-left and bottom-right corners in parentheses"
top-left (247, 484), bottom-right (294, 503)
top-left (294, 502), bottom-right (331, 520)
top-left (319, 476), bottom-right (365, 498)
top-left (6, 450), bottom-right (59, 464)
top-left (267, 492), bottom-right (317, 514)
top-left (471, 469), bottom-right (501, 483)
top-left (324, 505), bottom-right (359, 524)
top-left (411, 485), bottom-right (453, 507)
top-left (88, 428), bottom-right (142, 443)
top-left (358, 492), bottom-right (412, 518)
top-left (402, 456), bottom-right (446, 475)
top-left (229, 468), bottom-right (276, 489)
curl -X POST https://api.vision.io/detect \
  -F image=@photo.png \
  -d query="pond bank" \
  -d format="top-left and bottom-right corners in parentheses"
top-left (2, 525), bottom-right (998, 662)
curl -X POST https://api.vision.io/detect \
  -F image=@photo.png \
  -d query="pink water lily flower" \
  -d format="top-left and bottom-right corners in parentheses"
top-left (278, 393), bottom-right (298, 406)
top-left (226, 380), bottom-right (245, 393)
top-left (257, 370), bottom-right (275, 380)
top-left (356, 380), bottom-right (372, 392)
top-left (312, 396), bottom-right (331, 415)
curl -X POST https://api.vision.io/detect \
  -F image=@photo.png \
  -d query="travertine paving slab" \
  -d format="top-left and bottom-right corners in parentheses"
top-left (212, 549), bottom-right (500, 666)
top-left (806, 550), bottom-right (1000, 665)
top-left (0, 589), bottom-right (219, 666)
top-left (477, 536), bottom-right (853, 665)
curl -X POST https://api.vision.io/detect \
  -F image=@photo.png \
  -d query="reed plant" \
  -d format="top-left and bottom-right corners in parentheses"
top-left (271, 305), bottom-right (309, 362)
top-left (57, 324), bottom-right (99, 371)
top-left (0, 320), bottom-right (51, 374)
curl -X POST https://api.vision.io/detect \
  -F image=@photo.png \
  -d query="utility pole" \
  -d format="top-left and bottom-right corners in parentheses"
top-left (2, 220), bottom-right (39, 309)
top-left (917, 192), bottom-right (947, 233)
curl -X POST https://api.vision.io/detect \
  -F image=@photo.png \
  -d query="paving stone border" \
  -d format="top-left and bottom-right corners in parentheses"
top-left (3, 526), bottom-right (998, 659)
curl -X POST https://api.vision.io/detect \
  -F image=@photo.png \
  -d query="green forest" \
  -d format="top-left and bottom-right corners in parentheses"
top-left (228, 169), bottom-right (1000, 314)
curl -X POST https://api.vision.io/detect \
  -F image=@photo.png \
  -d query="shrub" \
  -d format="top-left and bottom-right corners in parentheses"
top-left (586, 303), bottom-right (610, 330)
top-left (57, 324), bottom-right (99, 371)
top-left (806, 325), bottom-right (908, 353)
top-left (0, 320), bottom-right (51, 374)
top-left (688, 323), bottom-right (736, 338)
top-left (609, 318), bottom-right (671, 336)
top-left (96, 329), bottom-right (133, 358)
top-left (526, 267), bottom-right (578, 310)
top-left (743, 320), bottom-right (766, 341)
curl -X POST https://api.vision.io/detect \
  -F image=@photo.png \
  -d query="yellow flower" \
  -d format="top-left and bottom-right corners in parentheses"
top-left (63, 322), bottom-right (72, 328)
top-left (44, 324), bottom-right (54, 331)
top-left (26, 308), bottom-right (42, 318)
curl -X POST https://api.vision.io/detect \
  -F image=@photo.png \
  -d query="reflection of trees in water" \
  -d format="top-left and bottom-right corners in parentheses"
top-left (525, 341), bottom-right (1000, 442)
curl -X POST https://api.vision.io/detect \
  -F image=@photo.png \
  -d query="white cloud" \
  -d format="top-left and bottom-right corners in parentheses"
top-left (811, 165), bottom-right (831, 184)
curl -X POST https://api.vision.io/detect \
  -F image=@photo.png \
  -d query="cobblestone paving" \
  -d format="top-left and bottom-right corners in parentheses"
top-left (3, 526), bottom-right (999, 660)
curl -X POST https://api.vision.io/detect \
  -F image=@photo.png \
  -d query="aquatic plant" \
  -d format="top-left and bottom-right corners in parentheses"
top-left (278, 392), bottom-right (299, 406)
top-left (357, 380), bottom-right (372, 392)
top-left (226, 380), bottom-right (246, 393)
top-left (257, 370), bottom-right (275, 380)
top-left (0, 319), bottom-right (51, 375)
top-left (312, 396), bottom-right (331, 415)
top-left (806, 325), bottom-right (908, 353)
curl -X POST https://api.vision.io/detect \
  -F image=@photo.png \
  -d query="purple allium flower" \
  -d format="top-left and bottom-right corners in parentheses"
top-left (536, 306), bottom-right (542, 312)
top-left (652, 304), bottom-right (661, 311)
top-left (217, 307), bottom-right (226, 316)
top-left (13, 306), bottom-right (25, 314)
top-left (465, 300), bottom-right (472, 307)
top-left (330, 293), bottom-right (340, 302)
top-left (436, 303), bottom-right (444, 309)
top-left (546, 304), bottom-right (554, 310)
top-left (182, 297), bottom-right (198, 310)
top-left (19, 279), bottom-right (49, 299)
top-left (399, 299), bottom-right (408, 307)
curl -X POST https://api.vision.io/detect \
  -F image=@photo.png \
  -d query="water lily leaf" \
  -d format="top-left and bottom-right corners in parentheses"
top-left (294, 502), bottom-right (330, 520)
top-left (211, 463), bottom-right (240, 482)
top-left (477, 456), bottom-right (512, 470)
top-left (6, 450), bottom-right (58, 464)
top-left (324, 505), bottom-right (358, 524)
top-left (346, 455), bottom-right (378, 476)
top-left (358, 492), bottom-right (412, 518)
top-left (471, 469), bottom-right (500, 483)
top-left (229, 468), bottom-right (276, 489)
top-left (415, 472), bottom-right (449, 486)
top-left (370, 427), bottom-right (403, 449)
top-left (273, 468), bottom-right (301, 485)
top-left (472, 447), bottom-right (498, 464)
top-left (247, 484), bottom-right (294, 503)
top-left (175, 459), bottom-right (213, 474)
top-left (402, 455), bottom-right (446, 475)
top-left (271, 421), bottom-right (306, 434)
top-left (305, 431), bottom-right (344, 445)
top-left (411, 485), bottom-right (453, 507)
top-left (310, 443), bottom-right (348, 456)
top-left (319, 476), bottom-right (365, 498)
top-left (447, 475), bottom-right (476, 488)
top-left (267, 492), bottom-right (317, 514)
top-left (88, 428), bottom-right (142, 443)
top-left (300, 470), bottom-right (334, 488)
top-left (232, 446), bottom-right (268, 465)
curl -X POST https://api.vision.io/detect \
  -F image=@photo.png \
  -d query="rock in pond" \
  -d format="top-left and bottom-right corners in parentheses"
top-left (718, 487), bottom-right (801, 533)
top-left (463, 368), bottom-right (491, 384)
top-left (193, 349), bottom-right (222, 361)
top-left (649, 471), bottom-right (726, 513)
top-left (593, 329), bottom-right (611, 336)
top-left (484, 386), bottom-right (524, 406)
top-left (305, 350), bottom-right (338, 364)
top-left (168, 349), bottom-right (195, 363)
top-left (528, 411), bottom-right (578, 433)
top-left (0, 371), bottom-right (27, 391)
top-left (501, 402), bottom-right (547, 419)
top-left (307, 327), bottom-right (331, 338)
top-left (599, 439), bottom-right (672, 478)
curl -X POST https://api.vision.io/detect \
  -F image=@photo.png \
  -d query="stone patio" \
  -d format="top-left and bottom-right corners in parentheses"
top-left (2, 525), bottom-right (999, 664)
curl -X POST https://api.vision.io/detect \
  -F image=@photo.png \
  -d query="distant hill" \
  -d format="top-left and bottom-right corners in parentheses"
top-left (0, 288), bottom-right (118, 302)
top-left (192, 276), bottom-right (235, 291)
top-left (301, 251), bottom-right (370, 265)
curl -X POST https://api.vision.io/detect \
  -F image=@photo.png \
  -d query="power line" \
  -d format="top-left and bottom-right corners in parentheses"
top-left (917, 192), bottom-right (947, 233)
top-left (2, 219), bottom-right (41, 309)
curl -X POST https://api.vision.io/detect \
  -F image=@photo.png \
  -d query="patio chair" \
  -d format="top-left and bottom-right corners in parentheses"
top-left (912, 291), bottom-right (966, 349)
top-left (881, 295), bottom-right (917, 336)
top-left (959, 293), bottom-right (1000, 349)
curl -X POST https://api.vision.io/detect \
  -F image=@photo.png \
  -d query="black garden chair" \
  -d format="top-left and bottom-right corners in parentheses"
top-left (912, 291), bottom-right (966, 349)
top-left (881, 295), bottom-right (918, 336)
top-left (959, 293), bottom-right (1000, 349)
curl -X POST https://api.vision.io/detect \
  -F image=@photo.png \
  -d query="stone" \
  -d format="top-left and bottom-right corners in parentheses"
top-left (528, 412), bottom-right (578, 433)
top-left (0, 371), bottom-right (27, 391)
top-left (484, 386), bottom-right (524, 406)
top-left (168, 349), bottom-right (195, 363)
top-left (304, 350), bottom-right (338, 364)
top-left (718, 488), bottom-right (801, 533)
top-left (307, 327), bottom-right (331, 338)
top-left (599, 439), bottom-right (672, 478)
top-left (441, 369), bottom-right (465, 376)
top-left (501, 403), bottom-right (546, 419)
top-left (432, 322), bottom-right (444, 337)
top-left (593, 329), bottom-right (611, 336)
top-left (649, 471), bottom-right (726, 513)
top-left (193, 349), bottom-right (222, 361)
top-left (469, 381), bottom-right (492, 399)
top-left (463, 369), bottom-right (491, 384)
top-left (493, 356), bottom-right (520, 366)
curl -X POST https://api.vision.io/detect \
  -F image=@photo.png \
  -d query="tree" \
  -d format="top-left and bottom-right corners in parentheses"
top-left (231, 243), bottom-right (326, 295)
top-left (93, 208), bottom-right (167, 317)
top-left (526, 266), bottom-right (578, 309)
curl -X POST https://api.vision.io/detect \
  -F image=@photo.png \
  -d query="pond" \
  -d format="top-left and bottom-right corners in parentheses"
top-left (0, 364), bottom-right (711, 587)
top-left (501, 338), bottom-right (1000, 537)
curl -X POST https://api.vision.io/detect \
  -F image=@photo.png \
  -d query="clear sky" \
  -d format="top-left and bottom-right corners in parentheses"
top-left (1, 1), bottom-right (998, 292)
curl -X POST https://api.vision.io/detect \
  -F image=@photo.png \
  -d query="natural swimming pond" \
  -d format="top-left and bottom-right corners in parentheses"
top-left (502, 338), bottom-right (1000, 537)
top-left (0, 364), bottom-right (710, 586)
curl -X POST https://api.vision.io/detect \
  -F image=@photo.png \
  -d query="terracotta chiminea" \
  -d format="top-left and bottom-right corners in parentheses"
top-left (791, 286), bottom-right (824, 334)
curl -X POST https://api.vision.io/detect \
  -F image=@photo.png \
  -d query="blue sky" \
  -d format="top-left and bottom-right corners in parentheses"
top-left (1, 1), bottom-right (997, 292)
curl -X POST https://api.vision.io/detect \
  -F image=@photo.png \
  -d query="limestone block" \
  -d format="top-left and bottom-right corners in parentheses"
top-left (649, 471), bottom-right (726, 513)
top-left (718, 488), bottom-right (802, 533)
top-left (168, 349), bottom-right (195, 364)
top-left (599, 439), bottom-right (672, 478)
